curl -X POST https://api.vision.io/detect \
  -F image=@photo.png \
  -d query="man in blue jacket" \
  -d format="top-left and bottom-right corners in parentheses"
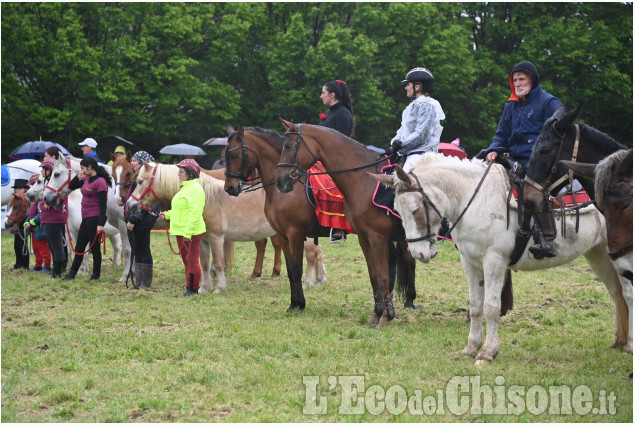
top-left (485, 61), bottom-right (562, 259)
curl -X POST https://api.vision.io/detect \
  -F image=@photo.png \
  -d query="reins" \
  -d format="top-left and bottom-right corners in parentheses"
top-left (277, 124), bottom-right (390, 183)
top-left (402, 161), bottom-right (494, 243)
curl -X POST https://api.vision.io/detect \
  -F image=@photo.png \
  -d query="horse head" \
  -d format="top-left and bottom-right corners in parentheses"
top-left (371, 166), bottom-right (440, 263)
top-left (112, 155), bottom-right (134, 199)
top-left (224, 125), bottom-right (251, 196)
top-left (523, 102), bottom-right (584, 214)
top-left (25, 174), bottom-right (46, 202)
top-left (5, 192), bottom-right (29, 229)
top-left (43, 154), bottom-right (77, 207)
top-left (127, 161), bottom-right (161, 216)
top-left (276, 119), bottom-right (314, 193)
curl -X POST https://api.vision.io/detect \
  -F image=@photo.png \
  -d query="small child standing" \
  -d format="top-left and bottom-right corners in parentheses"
top-left (24, 174), bottom-right (51, 273)
top-left (6, 179), bottom-right (30, 270)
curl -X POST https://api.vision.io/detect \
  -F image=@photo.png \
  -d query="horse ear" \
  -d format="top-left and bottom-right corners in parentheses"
top-left (143, 160), bottom-right (152, 171)
top-left (555, 102), bottom-right (583, 134)
top-left (559, 160), bottom-right (596, 180)
top-left (394, 165), bottom-right (417, 189)
top-left (227, 124), bottom-right (235, 135)
top-left (237, 126), bottom-right (245, 137)
top-left (369, 172), bottom-right (394, 188)
top-left (126, 150), bottom-right (133, 162)
top-left (279, 118), bottom-right (295, 132)
top-left (616, 149), bottom-right (633, 181)
top-left (110, 152), bottom-right (116, 161)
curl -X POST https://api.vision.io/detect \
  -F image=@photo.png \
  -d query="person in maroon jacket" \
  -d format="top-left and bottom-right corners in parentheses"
top-left (62, 157), bottom-right (111, 281)
top-left (36, 158), bottom-right (69, 277)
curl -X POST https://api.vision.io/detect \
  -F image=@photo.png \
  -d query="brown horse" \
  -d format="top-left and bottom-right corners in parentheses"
top-left (225, 125), bottom-right (416, 328)
top-left (5, 193), bottom-right (30, 230)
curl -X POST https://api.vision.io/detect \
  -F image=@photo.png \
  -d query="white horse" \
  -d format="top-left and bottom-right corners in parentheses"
top-left (41, 156), bottom-right (125, 275)
top-left (374, 153), bottom-right (630, 364)
top-left (2, 159), bottom-right (42, 205)
top-left (127, 162), bottom-right (326, 293)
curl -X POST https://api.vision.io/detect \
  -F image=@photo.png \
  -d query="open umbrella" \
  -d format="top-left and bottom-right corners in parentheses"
top-left (438, 142), bottom-right (467, 159)
top-left (202, 137), bottom-right (228, 147)
top-left (10, 141), bottom-right (70, 160)
top-left (96, 135), bottom-right (134, 161)
top-left (159, 143), bottom-right (207, 156)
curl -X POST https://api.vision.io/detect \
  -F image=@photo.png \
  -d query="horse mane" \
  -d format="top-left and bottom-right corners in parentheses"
top-left (8, 193), bottom-right (28, 209)
top-left (248, 127), bottom-right (284, 141)
top-left (595, 149), bottom-right (631, 206)
top-left (151, 164), bottom-right (225, 204)
top-left (579, 123), bottom-right (628, 153)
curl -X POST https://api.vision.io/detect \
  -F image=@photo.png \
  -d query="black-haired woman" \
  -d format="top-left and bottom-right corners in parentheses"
top-left (62, 157), bottom-right (111, 281)
top-left (319, 79), bottom-right (354, 137)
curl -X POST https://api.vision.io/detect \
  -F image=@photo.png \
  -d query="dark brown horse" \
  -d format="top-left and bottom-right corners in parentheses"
top-left (224, 126), bottom-right (416, 326)
top-left (523, 103), bottom-right (629, 213)
top-left (273, 121), bottom-right (418, 327)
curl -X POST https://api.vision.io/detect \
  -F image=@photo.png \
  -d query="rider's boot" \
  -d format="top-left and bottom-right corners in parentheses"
top-left (529, 212), bottom-right (557, 260)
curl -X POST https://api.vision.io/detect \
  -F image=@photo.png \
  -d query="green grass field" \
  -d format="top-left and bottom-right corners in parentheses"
top-left (1, 231), bottom-right (632, 422)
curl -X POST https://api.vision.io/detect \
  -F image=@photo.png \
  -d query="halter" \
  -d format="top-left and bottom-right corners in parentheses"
top-left (113, 163), bottom-right (132, 195)
top-left (524, 123), bottom-right (580, 195)
top-left (224, 131), bottom-right (252, 184)
top-left (7, 194), bottom-right (28, 224)
top-left (45, 156), bottom-right (73, 201)
top-left (130, 164), bottom-right (160, 214)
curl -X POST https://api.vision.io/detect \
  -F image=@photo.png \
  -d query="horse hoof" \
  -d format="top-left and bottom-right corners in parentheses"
top-left (624, 344), bottom-right (633, 354)
top-left (286, 305), bottom-right (304, 313)
top-left (461, 347), bottom-right (477, 358)
top-left (368, 314), bottom-right (380, 326)
top-left (476, 352), bottom-right (495, 364)
top-left (404, 301), bottom-right (416, 309)
top-left (475, 359), bottom-right (490, 366)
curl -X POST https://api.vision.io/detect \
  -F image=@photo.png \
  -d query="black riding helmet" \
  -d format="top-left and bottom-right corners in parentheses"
top-left (402, 67), bottom-right (434, 96)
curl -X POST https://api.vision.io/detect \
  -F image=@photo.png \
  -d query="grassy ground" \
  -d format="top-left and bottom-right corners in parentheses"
top-left (1, 231), bottom-right (632, 422)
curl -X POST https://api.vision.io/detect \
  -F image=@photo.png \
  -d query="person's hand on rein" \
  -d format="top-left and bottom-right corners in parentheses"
top-left (97, 225), bottom-right (104, 234)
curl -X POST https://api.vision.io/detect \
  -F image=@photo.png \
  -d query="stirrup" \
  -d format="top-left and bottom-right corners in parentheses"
top-left (330, 228), bottom-right (346, 243)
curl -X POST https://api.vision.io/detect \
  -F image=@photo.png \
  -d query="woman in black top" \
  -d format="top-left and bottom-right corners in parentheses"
top-left (319, 80), bottom-right (354, 137)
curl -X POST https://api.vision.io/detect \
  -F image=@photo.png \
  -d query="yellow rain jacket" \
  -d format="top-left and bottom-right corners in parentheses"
top-left (164, 179), bottom-right (206, 239)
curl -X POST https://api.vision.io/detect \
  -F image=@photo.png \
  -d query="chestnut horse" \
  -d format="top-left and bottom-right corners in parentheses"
top-left (272, 121), bottom-right (417, 327)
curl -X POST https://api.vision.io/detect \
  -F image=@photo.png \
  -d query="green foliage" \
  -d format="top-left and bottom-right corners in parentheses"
top-left (2, 3), bottom-right (631, 159)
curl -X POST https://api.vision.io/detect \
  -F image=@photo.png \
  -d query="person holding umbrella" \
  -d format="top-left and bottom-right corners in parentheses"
top-left (158, 159), bottom-right (206, 296)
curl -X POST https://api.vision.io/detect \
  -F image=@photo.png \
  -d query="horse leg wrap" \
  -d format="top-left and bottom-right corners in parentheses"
top-left (384, 292), bottom-right (395, 320)
top-left (374, 290), bottom-right (384, 317)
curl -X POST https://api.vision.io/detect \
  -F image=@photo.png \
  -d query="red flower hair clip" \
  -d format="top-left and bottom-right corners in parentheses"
top-left (319, 113), bottom-right (327, 120)
top-left (336, 80), bottom-right (347, 85)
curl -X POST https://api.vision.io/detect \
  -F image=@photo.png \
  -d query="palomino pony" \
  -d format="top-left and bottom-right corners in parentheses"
top-left (274, 121), bottom-right (418, 327)
top-left (374, 154), bottom-right (629, 364)
top-left (113, 155), bottom-right (286, 280)
top-left (42, 156), bottom-right (124, 272)
top-left (523, 103), bottom-right (629, 213)
top-left (127, 163), bottom-right (325, 293)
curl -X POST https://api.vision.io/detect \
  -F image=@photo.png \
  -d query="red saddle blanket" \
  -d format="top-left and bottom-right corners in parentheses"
top-left (308, 162), bottom-right (354, 233)
top-left (513, 189), bottom-right (591, 208)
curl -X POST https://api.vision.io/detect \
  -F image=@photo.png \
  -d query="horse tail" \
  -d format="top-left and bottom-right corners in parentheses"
top-left (395, 242), bottom-right (416, 307)
top-left (500, 269), bottom-right (514, 316)
top-left (223, 240), bottom-right (235, 272)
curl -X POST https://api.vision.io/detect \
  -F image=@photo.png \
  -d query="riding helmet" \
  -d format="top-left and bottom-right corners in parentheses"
top-left (176, 159), bottom-right (201, 178)
top-left (402, 67), bottom-right (434, 94)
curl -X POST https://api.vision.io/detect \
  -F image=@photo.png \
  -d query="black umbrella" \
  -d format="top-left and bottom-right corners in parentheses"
top-left (10, 141), bottom-right (70, 160)
top-left (95, 135), bottom-right (134, 162)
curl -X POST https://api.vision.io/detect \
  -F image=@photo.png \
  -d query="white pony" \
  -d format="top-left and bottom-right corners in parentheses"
top-left (2, 160), bottom-right (42, 205)
top-left (374, 153), bottom-right (630, 364)
top-left (27, 171), bottom-right (123, 275)
top-left (41, 156), bottom-right (126, 275)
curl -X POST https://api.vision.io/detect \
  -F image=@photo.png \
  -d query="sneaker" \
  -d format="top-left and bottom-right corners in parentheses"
top-left (28, 266), bottom-right (43, 272)
top-left (89, 274), bottom-right (100, 280)
top-left (40, 266), bottom-right (51, 273)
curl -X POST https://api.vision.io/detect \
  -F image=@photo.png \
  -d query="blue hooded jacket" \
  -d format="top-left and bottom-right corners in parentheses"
top-left (486, 61), bottom-right (562, 167)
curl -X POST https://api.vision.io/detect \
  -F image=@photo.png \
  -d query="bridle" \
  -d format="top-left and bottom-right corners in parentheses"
top-left (399, 173), bottom-right (444, 244)
top-left (45, 156), bottom-right (73, 202)
top-left (224, 131), bottom-right (252, 184)
top-left (277, 124), bottom-right (390, 183)
top-left (130, 165), bottom-right (160, 214)
top-left (524, 123), bottom-right (580, 196)
top-left (277, 124), bottom-right (316, 184)
top-left (399, 162), bottom-right (493, 243)
top-left (7, 194), bottom-right (28, 224)
top-left (113, 162), bottom-right (132, 197)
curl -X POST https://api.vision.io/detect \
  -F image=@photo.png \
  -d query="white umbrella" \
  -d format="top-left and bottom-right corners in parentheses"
top-left (202, 137), bottom-right (227, 147)
top-left (159, 143), bottom-right (206, 156)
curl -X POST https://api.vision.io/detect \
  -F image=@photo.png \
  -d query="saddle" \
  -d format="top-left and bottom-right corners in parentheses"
top-left (306, 162), bottom-right (353, 233)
